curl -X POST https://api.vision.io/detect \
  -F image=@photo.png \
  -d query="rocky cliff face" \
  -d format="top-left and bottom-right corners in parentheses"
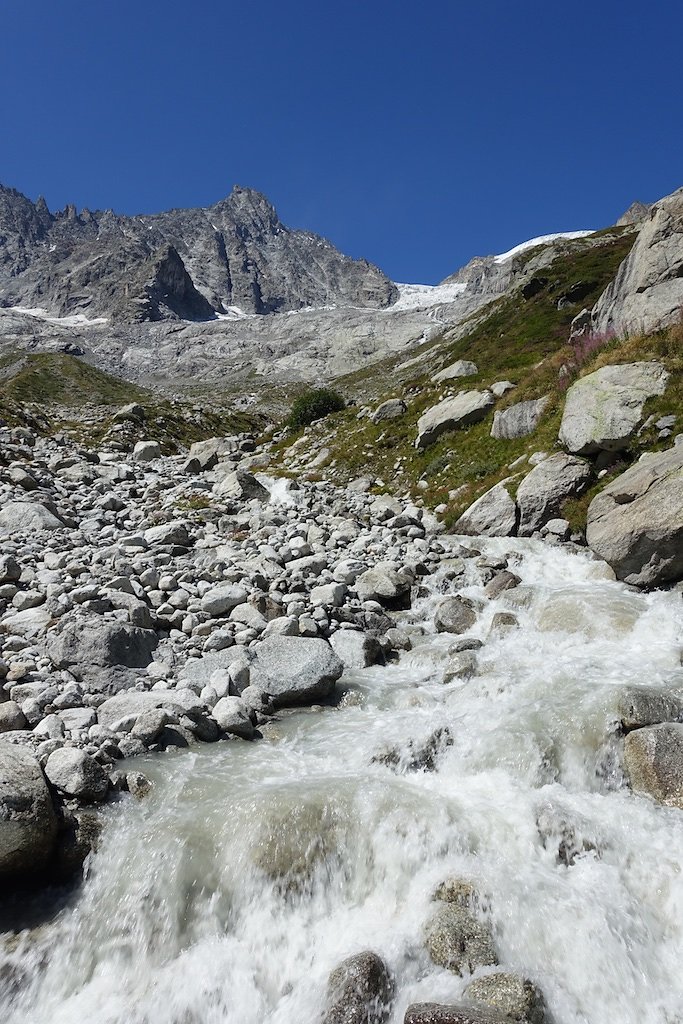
top-left (591, 188), bottom-right (683, 337)
top-left (0, 183), bottom-right (398, 321)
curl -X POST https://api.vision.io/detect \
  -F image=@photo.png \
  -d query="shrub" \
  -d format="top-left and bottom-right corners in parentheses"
top-left (287, 388), bottom-right (345, 430)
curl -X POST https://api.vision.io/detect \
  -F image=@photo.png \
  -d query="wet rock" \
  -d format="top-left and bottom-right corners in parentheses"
top-left (586, 446), bottom-right (683, 587)
top-left (624, 723), bottom-right (683, 807)
top-left (443, 651), bottom-right (478, 681)
top-left (491, 397), bottom-right (548, 440)
top-left (433, 878), bottom-right (479, 907)
top-left (249, 636), bottom-right (343, 707)
top-left (53, 808), bottom-right (102, 879)
top-left (484, 571), bottom-right (521, 600)
top-left (516, 453), bottom-right (591, 536)
top-left (252, 797), bottom-right (340, 887)
top-left (44, 748), bottom-right (109, 803)
top-left (535, 802), bottom-right (598, 867)
top-left (617, 687), bottom-right (683, 732)
top-left (374, 727), bottom-right (453, 773)
top-left (464, 973), bottom-right (548, 1024)
top-left (435, 597), bottom-right (477, 634)
top-left (0, 744), bottom-right (58, 878)
top-left (330, 630), bottom-right (383, 669)
top-left (404, 1004), bottom-right (508, 1024)
top-left (489, 612), bottom-right (519, 635)
top-left (126, 771), bottom-right (153, 798)
top-left (559, 362), bottom-right (669, 455)
top-left (354, 563), bottom-right (413, 609)
top-left (322, 950), bottom-right (394, 1024)
top-left (424, 902), bottom-right (497, 974)
top-left (416, 391), bottom-right (495, 449)
top-left (212, 696), bottom-right (255, 739)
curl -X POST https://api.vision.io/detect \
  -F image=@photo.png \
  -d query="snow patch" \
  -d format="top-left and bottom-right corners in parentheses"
top-left (9, 306), bottom-right (109, 327)
top-left (493, 230), bottom-right (595, 264)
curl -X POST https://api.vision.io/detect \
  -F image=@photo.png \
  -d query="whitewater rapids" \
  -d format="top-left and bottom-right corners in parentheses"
top-left (2, 537), bottom-right (682, 1024)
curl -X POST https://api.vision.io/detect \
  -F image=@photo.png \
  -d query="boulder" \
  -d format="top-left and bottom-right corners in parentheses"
top-left (434, 597), bottom-right (477, 634)
top-left (212, 697), bottom-right (255, 739)
top-left (214, 469), bottom-right (269, 501)
top-left (249, 636), bottom-right (343, 707)
top-left (424, 903), bottom-right (497, 974)
top-left (585, 446), bottom-right (683, 587)
top-left (47, 619), bottom-right (158, 675)
top-left (322, 951), bottom-right (394, 1024)
top-left (432, 360), bottom-right (479, 383)
top-left (591, 187), bottom-right (683, 337)
top-left (516, 453), bottom-right (591, 536)
top-left (416, 391), bottom-right (495, 449)
top-left (617, 687), bottom-right (683, 732)
top-left (330, 630), bottom-right (383, 669)
top-left (371, 399), bottom-right (407, 423)
top-left (201, 583), bottom-right (248, 616)
top-left (491, 397), bottom-right (548, 440)
top-left (464, 974), bottom-right (547, 1024)
top-left (133, 440), bottom-right (161, 462)
top-left (0, 701), bottom-right (28, 732)
top-left (0, 502), bottom-right (64, 533)
top-left (354, 563), bottom-right (413, 608)
top-left (624, 723), bottom-right (683, 807)
top-left (97, 689), bottom-right (185, 730)
top-left (0, 744), bottom-right (58, 878)
top-left (454, 482), bottom-right (518, 537)
top-left (44, 748), bottom-right (109, 803)
top-left (558, 362), bottom-right (669, 455)
top-left (404, 1005), bottom-right (508, 1024)
top-left (144, 520), bottom-right (191, 546)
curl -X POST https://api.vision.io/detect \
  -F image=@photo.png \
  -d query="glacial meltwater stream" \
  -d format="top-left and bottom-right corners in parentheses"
top-left (2, 538), bottom-right (683, 1024)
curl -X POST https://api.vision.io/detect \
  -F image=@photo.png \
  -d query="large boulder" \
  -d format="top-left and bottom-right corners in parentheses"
top-left (201, 583), bottom-right (248, 616)
top-left (47, 619), bottom-right (158, 678)
top-left (516, 453), bottom-right (591, 536)
top-left (329, 629), bottom-right (383, 669)
top-left (624, 723), bottom-right (683, 808)
top-left (432, 360), bottom-right (478, 383)
top-left (354, 563), bottom-right (413, 608)
top-left (214, 468), bottom-right (269, 500)
top-left (491, 396), bottom-right (548, 440)
top-left (591, 187), bottom-right (683, 337)
top-left (249, 636), bottom-right (343, 707)
top-left (558, 362), bottom-right (669, 455)
top-left (454, 481), bottom-right (518, 537)
top-left (617, 686), bottom-right (683, 731)
top-left (322, 951), bottom-right (394, 1024)
top-left (371, 399), bottom-right (407, 423)
top-left (44, 748), bottom-right (109, 803)
top-left (0, 502), bottom-right (64, 533)
top-left (0, 744), bottom-right (58, 879)
top-left (434, 597), bottom-right (477, 634)
top-left (416, 391), bottom-right (494, 449)
top-left (586, 446), bottom-right (683, 587)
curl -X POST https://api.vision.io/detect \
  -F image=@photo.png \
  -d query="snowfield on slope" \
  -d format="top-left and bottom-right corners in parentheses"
top-left (493, 230), bottom-right (595, 263)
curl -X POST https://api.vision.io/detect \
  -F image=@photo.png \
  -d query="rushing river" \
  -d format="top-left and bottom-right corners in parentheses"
top-left (2, 538), bottom-right (683, 1024)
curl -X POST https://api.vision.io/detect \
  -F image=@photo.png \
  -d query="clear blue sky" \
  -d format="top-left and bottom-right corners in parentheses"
top-left (2, 0), bottom-right (681, 283)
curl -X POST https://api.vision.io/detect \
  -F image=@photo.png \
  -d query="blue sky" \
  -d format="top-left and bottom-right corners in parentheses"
top-left (2, 0), bottom-right (681, 283)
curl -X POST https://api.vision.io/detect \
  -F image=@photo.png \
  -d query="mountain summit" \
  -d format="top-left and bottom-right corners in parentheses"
top-left (0, 184), bottom-right (398, 322)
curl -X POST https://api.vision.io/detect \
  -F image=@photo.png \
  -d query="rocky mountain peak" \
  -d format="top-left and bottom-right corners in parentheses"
top-left (0, 181), bottom-right (398, 320)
